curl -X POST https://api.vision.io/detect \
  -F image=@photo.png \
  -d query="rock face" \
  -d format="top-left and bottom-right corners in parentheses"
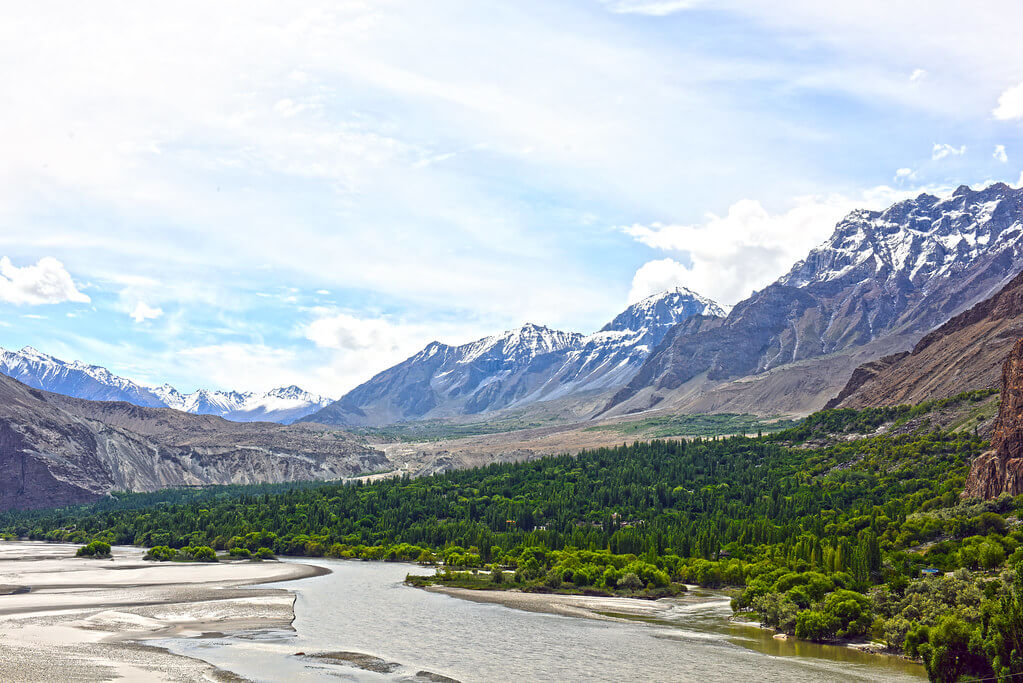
top-left (964, 338), bottom-right (1023, 499)
top-left (0, 346), bottom-right (332, 424)
top-left (830, 267), bottom-right (1023, 408)
top-left (303, 288), bottom-right (725, 426)
top-left (0, 373), bottom-right (386, 511)
top-left (605, 183), bottom-right (1023, 416)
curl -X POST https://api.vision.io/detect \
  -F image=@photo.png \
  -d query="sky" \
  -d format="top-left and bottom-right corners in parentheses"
top-left (2, 1), bottom-right (1023, 397)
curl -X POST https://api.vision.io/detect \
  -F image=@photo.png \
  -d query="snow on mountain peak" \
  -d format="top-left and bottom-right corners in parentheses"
top-left (780, 183), bottom-right (1023, 290)
top-left (459, 323), bottom-right (583, 364)
top-left (601, 286), bottom-right (726, 334)
top-left (0, 346), bottom-right (330, 423)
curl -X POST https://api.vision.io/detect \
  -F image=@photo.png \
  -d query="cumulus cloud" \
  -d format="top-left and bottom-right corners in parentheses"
top-left (894, 167), bottom-right (917, 182)
top-left (994, 82), bottom-right (1023, 120)
top-left (994, 145), bottom-right (1009, 163)
top-left (620, 198), bottom-right (860, 304)
top-left (0, 256), bottom-right (90, 306)
top-left (305, 312), bottom-right (404, 351)
top-left (628, 259), bottom-right (695, 303)
top-left (130, 301), bottom-right (164, 323)
top-left (932, 143), bottom-right (966, 160)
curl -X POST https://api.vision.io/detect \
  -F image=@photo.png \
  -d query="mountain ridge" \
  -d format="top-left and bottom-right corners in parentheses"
top-left (0, 346), bottom-right (332, 424)
top-left (302, 287), bottom-right (726, 426)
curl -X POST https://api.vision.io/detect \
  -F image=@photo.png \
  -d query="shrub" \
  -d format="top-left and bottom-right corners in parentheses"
top-left (254, 547), bottom-right (276, 560)
top-left (76, 541), bottom-right (111, 558)
top-left (229, 547), bottom-right (253, 559)
top-left (144, 545), bottom-right (178, 561)
top-left (182, 545), bottom-right (217, 562)
top-left (795, 610), bottom-right (838, 641)
top-left (619, 572), bottom-right (644, 590)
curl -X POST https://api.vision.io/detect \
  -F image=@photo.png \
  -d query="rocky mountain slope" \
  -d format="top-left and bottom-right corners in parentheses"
top-left (604, 183), bottom-right (1023, 416)
top-left (963, 338), bottom-right (1023, 499)
top-left (829, 268), bottom-right (1023, 408)
top-left (302, 288), bottom-right (725, 426)
top-left (0, 346), bottom-right (331, 423)
top-left (0, 373), bottom-right (386, 511)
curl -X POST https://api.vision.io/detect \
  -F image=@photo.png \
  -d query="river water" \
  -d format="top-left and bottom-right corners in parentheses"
top-left (158, 559), bottom-right (926, 682)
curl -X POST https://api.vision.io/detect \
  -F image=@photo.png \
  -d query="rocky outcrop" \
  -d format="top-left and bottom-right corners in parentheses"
top-left (831, 267), bottom-right (1023, 408)
top-left (824, 353), bottom-right (911, 409)
top-left (0, 373), bottom-right (386, 511)
top-left (964, 338), bottom-right (1023, 499)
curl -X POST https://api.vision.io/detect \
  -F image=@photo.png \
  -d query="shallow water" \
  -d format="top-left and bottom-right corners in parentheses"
top-left (157, 559), bottom-right (926, 682)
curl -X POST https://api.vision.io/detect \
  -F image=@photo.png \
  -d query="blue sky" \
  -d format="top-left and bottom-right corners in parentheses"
top-left (1, 0), bottom-right (1022, 396)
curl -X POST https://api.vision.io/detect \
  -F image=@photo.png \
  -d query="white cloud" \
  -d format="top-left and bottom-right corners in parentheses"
top-left (0, 256), bottom-right (90, 306)
top-left (894, 167), bottom-right (916, 182)
top-left (628, 258), bottom-right (694, 303)
top-left (302, 310), bottom-right (491, 394)
top-left (306, 312), bottom-right (405, 351)
top-left (130, 301), bottom-right (164, 323)
top-left (994, 145), bottom-right (1009, 163)
top-left (932, 143), bottom-right (966, 160)
top-left (601, 0), bottom-right (700, 15)
top-left (994, 82), bottom-right (1023, 120)
top-left (909, 68), bottom-right (927, 82)
top-left (175, 343), bottom-right (299, 393)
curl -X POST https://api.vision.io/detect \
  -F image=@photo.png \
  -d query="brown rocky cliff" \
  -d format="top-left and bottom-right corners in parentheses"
top-left (963, 337), bottom-right (1023, 498)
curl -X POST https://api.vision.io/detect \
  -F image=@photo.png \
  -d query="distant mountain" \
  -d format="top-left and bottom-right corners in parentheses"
top-left (829, 266), bottom-right (1023, 409)
top-left (0, 346), bottom-right (331, 423)
top-left (0, 346), bottom-right (167, 406)
top-left (152, 383), bottom-right (333, 424)
top-left (0, 372), bottom-right (386, 510)
top-left (302, 287), bottom-right (726, 426)
top-left (605, 182), bottom-right (1023, 416)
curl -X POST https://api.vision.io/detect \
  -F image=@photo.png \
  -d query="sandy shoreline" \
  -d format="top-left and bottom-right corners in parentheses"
top-left (0, 541), bottom-right (326, 682)
top-left (422, 583), bottom-right (724, 622)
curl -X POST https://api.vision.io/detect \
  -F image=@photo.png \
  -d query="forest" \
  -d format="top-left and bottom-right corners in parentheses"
top-left (1, 390), bottom-right (1020, 682)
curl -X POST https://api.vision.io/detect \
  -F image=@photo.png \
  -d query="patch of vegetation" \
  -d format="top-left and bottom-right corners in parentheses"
top-left (777, 389), bottom-right (998, 442)
top-left (75, 540), bottom-right (111, 558)
top-left (143, 544), bottom-right (217, 562)
top-left (350, 413), bottom-right (565, 442)
top-left (585, 412), bottom-right (799, 438)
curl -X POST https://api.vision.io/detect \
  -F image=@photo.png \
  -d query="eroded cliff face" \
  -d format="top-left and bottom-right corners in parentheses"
top-left (964, 338), bottom-right (1023, 499)
top-left (0, 373), bottom-right (389, 511)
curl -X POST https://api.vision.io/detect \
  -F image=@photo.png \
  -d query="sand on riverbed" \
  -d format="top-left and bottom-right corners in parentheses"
top-left (0, 541), bottom-right (326, 682)
top-left (422, 584), bottom-right (721, 622)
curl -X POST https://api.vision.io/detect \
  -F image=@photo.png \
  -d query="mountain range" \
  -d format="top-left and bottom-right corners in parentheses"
top-left (6, 182), bottom-right (1023, 436)
top-left (302, 182), bottom-right (1023, 426)
top-left (300, 287), bottom-right (726, 426)
top-left (0, 346), bottom-right (332, 424)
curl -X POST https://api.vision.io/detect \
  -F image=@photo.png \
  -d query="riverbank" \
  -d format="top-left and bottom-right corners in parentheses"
top-left (421, 583), bottom-right (709, 622)
top-left (0, 541), bottom-right (326, 681)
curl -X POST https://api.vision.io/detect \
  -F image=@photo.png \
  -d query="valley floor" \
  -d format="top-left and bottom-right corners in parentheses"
top-left (0, 541), bottom-right (324, 682)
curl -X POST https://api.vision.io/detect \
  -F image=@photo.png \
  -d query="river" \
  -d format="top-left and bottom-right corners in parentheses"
top-left (156, 559), bottom-right (926, 682)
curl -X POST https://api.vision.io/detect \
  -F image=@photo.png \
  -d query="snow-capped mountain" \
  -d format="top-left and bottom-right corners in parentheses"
top-left (302, 289), bottom-right (726, 426)
top-left (605, 182), bottom-right (1023, 414)
top-left (0, 346), bottom-right (167, 407)
top-left (780, 183), bottom-right (1023, 292)
top-left (155, 383), bottom-right (334, 423)
top-left (0, 346), bottom-right (331, 424)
